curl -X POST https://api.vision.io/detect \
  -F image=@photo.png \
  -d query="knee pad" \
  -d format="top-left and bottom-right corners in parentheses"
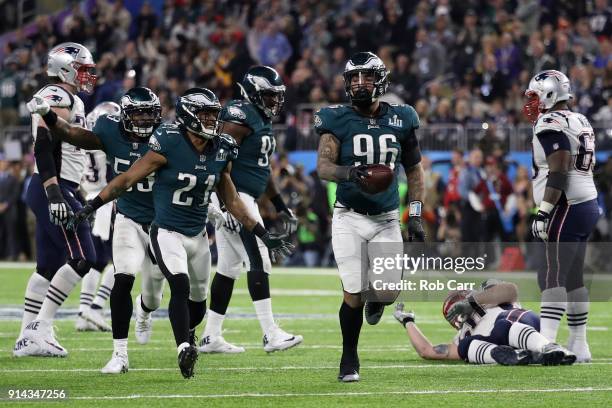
top-left (167, 273), bottom-right (190, 298)
top-left (68, 259), bottom-right (92, 277)
top-left (247, 269), bottom-right (270, 301)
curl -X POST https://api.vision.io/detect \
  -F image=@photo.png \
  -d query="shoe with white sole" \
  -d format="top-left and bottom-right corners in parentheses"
top-left (81, 307), bottom-right (111, 332)
top-left (13, 336), bottom-right (42, 357)
top-left (101, 352), bottom-right (129, 374)
top-left (75, 314), bottom-right (97, 331)
top-left (567, 339), bottom-right (591, 363)
top-left (135, 295), bottom-right (153, 345)
top-left (263, 327), bottom-right (303, 353)
top-left (198, 335), bottom-right (245, 354)
top-left (20, 319), bottom-right (67, 357)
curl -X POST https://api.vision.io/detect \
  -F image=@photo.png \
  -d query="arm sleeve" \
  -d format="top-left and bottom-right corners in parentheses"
top-left (33, 127), bottom-right (60, 183)
top-left (536, 129), bottom-right (571, 157)
top-left (401, 128), bottom-right (422, 168)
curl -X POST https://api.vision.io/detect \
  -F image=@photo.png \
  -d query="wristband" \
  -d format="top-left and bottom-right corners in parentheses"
top-left (409, 200), bottom-right (422, 217)
top-left (401, 315), bottom-right (415, 327)
top-left (270, 194), bottom-right (289, 213)
top-left (334, 166), bottom-right (351, 181)
top-left (89, 196), bottom-right (105, 211)
top-left (42, 109), bottom-right (58, 127)
top-left (252, 223), bottom-right (268, 239)
top-left (467, 294), bottom-right (486, 317)
top-left (539, 201), bottom-right (554, 214)
top-left (45, 184), bottom-right (63, 202)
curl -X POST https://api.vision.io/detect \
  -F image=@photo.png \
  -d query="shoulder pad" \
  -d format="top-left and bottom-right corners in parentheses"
top-left (149, 123), bottom-right (181, 153)
top-left (391, 103), bottom-right (420, 129)
top-left (314, 105), bottom-right (351, 135)
top-left (534, 112), bottom-right (566, 135)
top-left (36, 85), bottom-right (73, 109)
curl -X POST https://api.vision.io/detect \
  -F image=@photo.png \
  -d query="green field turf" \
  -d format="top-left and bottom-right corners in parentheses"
top-left (0, 265), bottom-right (611, 407)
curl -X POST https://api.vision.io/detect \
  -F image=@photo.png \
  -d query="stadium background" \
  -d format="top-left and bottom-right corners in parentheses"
top-left (0, 0), bottom-right (611, 268)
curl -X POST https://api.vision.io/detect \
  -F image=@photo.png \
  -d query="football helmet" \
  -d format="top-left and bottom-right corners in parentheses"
top-left (343, 51), bottom-right (389, 106)
top-left (119, 87), bottom-right (162, 138)
top-left (239, 65), bottom-right (286, 118)
top-left (442, 290), bottom-right (471, 330)
top-left (523, 70), bottom-right (573, 122)
top-left (86, 101), bottom-right (121, 130)
top-left (176, 87), bottom-right (222, 139)
top-left (47, 42), bottom-right (97, 94)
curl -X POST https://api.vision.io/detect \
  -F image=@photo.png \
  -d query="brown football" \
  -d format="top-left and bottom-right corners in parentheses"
top-left (360, 164), bottom-right (394, 194)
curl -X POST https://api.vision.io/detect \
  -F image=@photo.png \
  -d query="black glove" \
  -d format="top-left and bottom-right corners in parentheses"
top-left (407, 216), bottom-right (425, 242)
top-left (67, 196), bottom-right (103, 231)
top-left (253, 224), bottom-right (295, 262)
top-left (336, 165), bottom-right (369, 183)
top-left (444, 300), bottom-right (473, 323)
top-left (270, 195), bottom-right (298, 235)
top-left (46, 184), bottom-right (73, 226)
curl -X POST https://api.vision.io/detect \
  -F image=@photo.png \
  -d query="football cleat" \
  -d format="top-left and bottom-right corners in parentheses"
top-left (541, 343), bottom-right (576, 366)
top-left (101, 352), bottom-right (129, 374)
top-left (13, 336), bottom-right (41, 357)
top-left (135, 295), bottom-right (153, 345)
top-left (20, 319), bottom-right (67, 357)
top-left (75, 315), bottom-right (97, 331)
top-left (338, 354), bottom-right (360, 382)
top-left (567, 339), bottom-right (591, 363)
top-left (263, 327), bottom-right (303, 353)
top-left (198, 335), bottom-right (245, 354)
top-left (491, 346), bottom-right (532, 366)
top-left (178, 345), bottom-right (199, 379)
top-left (81, 307), bottom-right (111, 332)
top-left (338, 369), bottom-right (360, 382)
top-left (364, 301), bottom-right (386, 325)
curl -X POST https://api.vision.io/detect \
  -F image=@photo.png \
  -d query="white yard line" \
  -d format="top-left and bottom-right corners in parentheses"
top-left (44, 387), bottom-right (612, 400)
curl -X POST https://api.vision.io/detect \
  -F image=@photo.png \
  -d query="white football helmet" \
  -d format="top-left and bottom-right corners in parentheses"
top-left (523, 70), bottom-right (573, 122)
top-left (47, 42), bottom-right (97, 94)
top-left (86, 101), bottom-right (121, 130)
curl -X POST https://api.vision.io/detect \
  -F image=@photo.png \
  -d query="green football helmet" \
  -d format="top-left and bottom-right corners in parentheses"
top-left (119, 87), bottom-right (162, 138)
top-left (239, 65), bottom-right (286, 118)
top-left (343, 51), bottom-right (390, 106)
top-left (175, 87), bottom-right (222, 139)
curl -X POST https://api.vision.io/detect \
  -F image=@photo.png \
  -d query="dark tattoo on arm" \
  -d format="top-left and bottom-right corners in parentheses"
top-left (316, 133), bottom-right (342, 181)
top-left (433, 344), bottom-right (450, 357)
top-left (405, 163), bottom-right (425, 202)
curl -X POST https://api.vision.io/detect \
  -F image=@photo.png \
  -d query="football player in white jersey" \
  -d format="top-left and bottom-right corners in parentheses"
top-left (393, 281), bottom-right (576, 365)
top-left (524, 70), bottom-right (600, 362)
top-left (14, 42), bottom-right (98, 357)
top-left (75, 102), bottom-right (121, 332)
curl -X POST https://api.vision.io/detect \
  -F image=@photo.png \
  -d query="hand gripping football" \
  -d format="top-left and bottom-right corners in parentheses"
top-left (359, 164), bottom-right (393, 194)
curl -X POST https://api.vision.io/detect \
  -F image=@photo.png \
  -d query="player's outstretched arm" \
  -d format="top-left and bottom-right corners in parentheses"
top-left (402, 132), bottom-right (426, 241)
top-left (316, 132), bottom-right (368, 182)
top-left (27, 95), bottom-right (103, 150)
top-left (394, 303), bottom-right (459, 360)
top-left (67, 151), bottom-right (166, 230)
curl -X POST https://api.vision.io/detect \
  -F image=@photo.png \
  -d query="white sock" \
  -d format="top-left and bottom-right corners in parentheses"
top-left (21, 273), bottom-right (50, 334)
top-left (38, 264), bottom-right (82, 321)
top-left (177, 342), bottom-right (190, 354)
top-left (509, 322), bottom-right (550, 353)
top-left (80, 268), bottom-right (100, 313)
top-left (567, 287), bottom-right (589, 346)
top-left (540, 287), bottom-right (567, 342)
top-left (113, 338), bottom-right (128, 356)
top-left (253, 298), bottom-right (275, 336)
top-left (92, 264), bottom-right (115, 309)
top-left (203, 310), bottom-right (225, 338)
top-left (466, 339), bottom-right (496, 364)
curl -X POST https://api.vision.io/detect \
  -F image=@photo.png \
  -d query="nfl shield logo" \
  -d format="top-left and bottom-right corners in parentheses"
top-left (132, 143), bottom-right (139, 150)
top-left (200, 155), bottom-right (206, 162)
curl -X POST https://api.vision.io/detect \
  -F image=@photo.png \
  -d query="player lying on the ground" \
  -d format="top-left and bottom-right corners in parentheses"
top-left (393, 280), bottom-right (576, 365)
top-left (69, 88), bottom-right (294, 379)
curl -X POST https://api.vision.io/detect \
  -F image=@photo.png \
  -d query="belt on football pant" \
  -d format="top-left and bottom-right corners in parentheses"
top-left (117, 209), bottom-right (150, 234)
top-left (334, 203), bottom-right (386, 216)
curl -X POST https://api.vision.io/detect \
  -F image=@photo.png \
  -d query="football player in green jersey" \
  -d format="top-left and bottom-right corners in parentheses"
top-left (70, 88), bottom-right (293, 379)
top-left (27, 87), bottom-right (166, 374)
top-left (199, 66), bottom-right (302, 354)
top-left (315, 52), bottom-right (426, 382)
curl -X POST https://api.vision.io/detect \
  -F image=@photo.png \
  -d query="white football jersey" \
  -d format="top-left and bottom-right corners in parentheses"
top-left (81, 150), bottom-right (108, 199)
top-left (32, 84), bottom-right (86, 184)
top-left (531, 110), bottom-right (597, 205)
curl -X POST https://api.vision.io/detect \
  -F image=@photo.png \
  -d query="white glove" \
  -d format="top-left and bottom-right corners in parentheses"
top-left (224, 211), bottom-right (242, 234)
top-left (49, 202), bottom-right (73, 226)
top-left (531, 209), bottom-right (550, 241)
top-left (27, 95), bottom-right (50, 116)
top-left (207, 203), bottom-right (226, 231)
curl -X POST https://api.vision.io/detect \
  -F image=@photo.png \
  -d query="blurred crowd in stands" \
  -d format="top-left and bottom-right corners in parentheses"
top-left (0, 0), bottom-right (611, 264)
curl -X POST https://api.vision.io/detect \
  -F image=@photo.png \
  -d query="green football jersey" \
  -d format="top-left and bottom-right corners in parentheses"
top-left (220, 100), bottom-right (274, 199)
top-left (314, 102), bottom-right (420, 214)
top-left (93, 114), bottom-right (155, 224)
top-left (148, 123), bottom-right (238, 236)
